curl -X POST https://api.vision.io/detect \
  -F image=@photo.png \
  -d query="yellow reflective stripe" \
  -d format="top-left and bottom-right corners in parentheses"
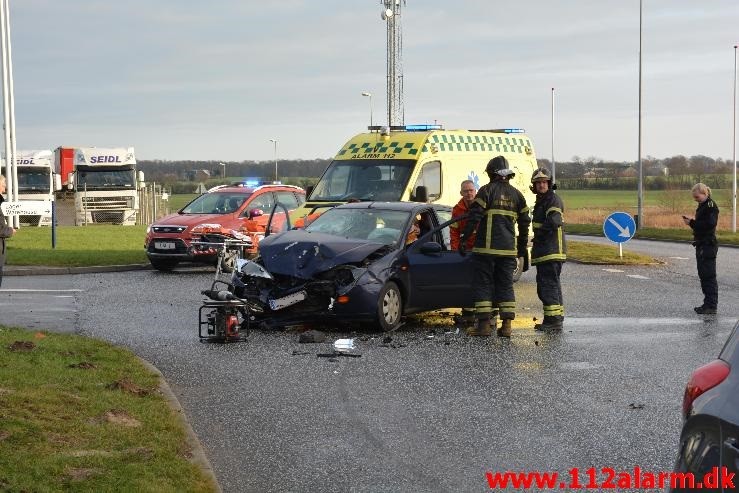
top-left (544, 305), bottom-right (564, 316)
top-left (558, 227), bottom-right (564, 255)
top-left (449, 222), bottom-right (459, 229)
top-left (546, 207), bottom-right (562, 215)
top-left (520, 206), bottom-right (530, 214)
top-left (487, 208), bottom-right (517, 218)
top-left (531, 253), bottom-right (566, 264)
top-left (532, 222), bottom-right (543, 228)
top-left (475, 301), bottom-right (493, 308)
top-left (498, 302), bottom-right (516, 311)
top-left (474, 197), bottom-right (486, 208)
top-left (472, 247), bottom-right (517, 256)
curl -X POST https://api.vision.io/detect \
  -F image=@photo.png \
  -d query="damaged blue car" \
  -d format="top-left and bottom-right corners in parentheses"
top-left (232, 201), bottom-right (474, 331)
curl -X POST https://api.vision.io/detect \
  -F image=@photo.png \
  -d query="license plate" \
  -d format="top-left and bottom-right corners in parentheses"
top-left (268, 291), bottom-right (307, 311)
top-left (154, 241), bottom-right (176, 250)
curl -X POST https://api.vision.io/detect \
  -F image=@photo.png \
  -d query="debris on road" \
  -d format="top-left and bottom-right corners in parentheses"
top-left (628, 403), bottom-right (645, 410)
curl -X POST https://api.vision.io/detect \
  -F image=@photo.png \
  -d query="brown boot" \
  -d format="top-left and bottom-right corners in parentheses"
top-left (466, 318), bottom-right (492, 336)
top-left (497, 319), bottom-right (512, 338)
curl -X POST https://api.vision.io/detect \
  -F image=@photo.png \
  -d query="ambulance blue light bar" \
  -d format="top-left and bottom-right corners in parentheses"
top-left (368, 124), bottom-right (444, 132)
top-left (470, 128), bottom-right (526, 134)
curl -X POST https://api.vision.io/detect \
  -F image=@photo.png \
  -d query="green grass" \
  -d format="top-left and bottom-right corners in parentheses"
top-left (0, 326), bottom-right (216, 493)
top-left (168, 194), bottom-right (198, 212)
top-left (6, 225), bottom-right (148, 266)
top-left (568, 240), bottom-right (658, 265)
top-left (558, 188), bottom-right (733, 210)
top-left (566, 223), bottom-right (739, 246)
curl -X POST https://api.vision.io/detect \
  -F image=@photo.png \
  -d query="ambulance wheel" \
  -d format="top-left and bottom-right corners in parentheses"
top-left (150, 259), bottom-right (179, 272)
top-left (512, 257), bottom-right (523, 283)
top-left (377, 281), bottom-right (402, 331)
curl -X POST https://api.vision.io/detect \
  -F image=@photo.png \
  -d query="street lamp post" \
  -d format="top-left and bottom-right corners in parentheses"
top-left (361, 91), bottom-right (373, 127)
top-left (219, 162), bottom-right (226, 179)
top-left (551, 87), bottom-right (555, 183)
top-left (636, 0), bottom-right (644, 230)
top-left (732, 44), bottom-right (737, 233)
top-left (269, 139), bottom-right (278, 182)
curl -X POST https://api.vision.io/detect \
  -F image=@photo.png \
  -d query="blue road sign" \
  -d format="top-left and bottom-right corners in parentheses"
top-left (603, 212), bottom-right (636, 243)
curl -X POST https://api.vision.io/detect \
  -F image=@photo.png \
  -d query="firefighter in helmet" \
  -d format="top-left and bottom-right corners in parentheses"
top-left (530, 167), bottom-right (566, 332)
top-left (459, 156), bottom-right (530, 337)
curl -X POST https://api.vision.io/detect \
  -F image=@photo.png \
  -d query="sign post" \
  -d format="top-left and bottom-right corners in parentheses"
top-left (603, 212), bottom-right (636, 258)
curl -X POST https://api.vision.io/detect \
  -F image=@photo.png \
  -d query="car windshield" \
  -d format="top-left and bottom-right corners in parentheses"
top-left (18, 167), bottom-right (51, 193)
top-left (181, 193), bottom-right (251, 214)
top-left (309, 159), bottom-right (414, 202)
top-left (76, 167), bottom-right (135, 190)
top-left (305, 208), bottom-right (411, 245)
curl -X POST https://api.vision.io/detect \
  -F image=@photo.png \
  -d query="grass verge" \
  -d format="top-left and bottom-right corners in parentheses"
top-left (568, 240), bottom-right (658, 265)
top-left (566, 223), bottom-right (739, 246)
top-left (6, 225), bottom-right (148, 267)
top-left (0, 326), bottom-right (216, 492)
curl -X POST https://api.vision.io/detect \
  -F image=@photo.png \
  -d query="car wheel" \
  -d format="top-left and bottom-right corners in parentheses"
top-left (512, 257), bottom-right (523, 282)
top-left (377, 281), bottom-right (402, 331)
top-left (150, 259), bottom-right (179, 272)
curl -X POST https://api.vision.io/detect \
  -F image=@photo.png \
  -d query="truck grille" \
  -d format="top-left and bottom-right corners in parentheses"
top-left (81, 196), bottom-right (134, 210)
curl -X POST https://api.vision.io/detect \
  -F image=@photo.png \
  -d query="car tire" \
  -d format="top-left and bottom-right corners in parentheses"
top-left (512, 257), bottom-right (523, 282)
top-left (377, 281), bottom-right (403, 331)
top-left (150, 259), bottom-right (179, 272)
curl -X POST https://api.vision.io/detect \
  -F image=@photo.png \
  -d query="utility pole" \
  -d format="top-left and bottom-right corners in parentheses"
top-left (551, 87), bottom-right (556, 183)
top-left (381, 0), bottom-right (405, 127)
top-left (269, 139), bottom-right (278, 182)
top-left (0, 0), bottom-right (18, 227)
top-left (732, 44), bottom-right (737, 233)
top-left (636, 0), bottom-right (644, 230)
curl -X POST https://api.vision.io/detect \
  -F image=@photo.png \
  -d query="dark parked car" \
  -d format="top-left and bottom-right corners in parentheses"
top-left (671, 320), bottom-right (739, 492)
top-left (233, 201), bottom-right (472, 331)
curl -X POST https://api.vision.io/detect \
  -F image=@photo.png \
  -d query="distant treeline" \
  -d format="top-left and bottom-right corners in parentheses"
top-left (139, 153), bottom-right (733, 192)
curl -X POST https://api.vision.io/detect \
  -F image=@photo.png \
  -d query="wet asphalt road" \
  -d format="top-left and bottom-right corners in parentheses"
top-left (2, 240), bottom-right (739, 492)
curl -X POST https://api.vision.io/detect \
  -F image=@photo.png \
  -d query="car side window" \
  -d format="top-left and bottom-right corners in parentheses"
top-left (294, 192), bottom-right (306, 206)
top-left (275, 191), bottom-right (300, 210)
top-left (412, 161), bottom-right (442, 202)
top-left (243, 192), bottom-right (275, 216)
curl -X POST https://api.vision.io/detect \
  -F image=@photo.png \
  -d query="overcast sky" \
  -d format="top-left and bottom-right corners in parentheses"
top-left (9, 0), bottom-right (739, 162)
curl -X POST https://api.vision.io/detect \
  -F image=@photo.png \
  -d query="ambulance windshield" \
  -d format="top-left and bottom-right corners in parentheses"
top-left (309, 159), bottom-right (414, 202)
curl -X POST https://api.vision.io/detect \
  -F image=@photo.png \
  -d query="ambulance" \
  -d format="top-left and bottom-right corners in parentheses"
top-left (292, 124), bottom-right (539, 220)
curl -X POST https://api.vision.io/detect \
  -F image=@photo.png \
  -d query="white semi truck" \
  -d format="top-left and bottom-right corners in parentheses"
top-left (55, 146), bottom-right (143, 226)
top-left (8, 150), bottom-right (60, 226)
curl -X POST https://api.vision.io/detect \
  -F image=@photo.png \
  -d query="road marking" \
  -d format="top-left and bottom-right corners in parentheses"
top-left (602, 268), bottom-right (625, 273)
top-left (0, 289), bottom-right (83, 293)
top-left (668, 256), bottom-right (689, 260)
top-left (626, 274), bottom-right (650, 280)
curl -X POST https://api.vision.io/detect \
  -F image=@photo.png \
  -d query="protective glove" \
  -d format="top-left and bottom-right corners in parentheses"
top-left (458, 243), bottom-right (467, 257)
top-left (520, 255), bottom-right (530, 273)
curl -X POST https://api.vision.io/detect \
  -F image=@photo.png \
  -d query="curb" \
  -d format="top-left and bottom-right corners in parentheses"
top-left (569, 232), bottom-right (739, 249)
top-left (136, 357), bottom-right (222, 493)
top-left (4, 263), bottom-right (152, 276)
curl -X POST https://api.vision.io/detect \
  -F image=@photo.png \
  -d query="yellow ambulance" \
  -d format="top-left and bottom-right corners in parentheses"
top-left (293, 125), bottom-right (538, 220)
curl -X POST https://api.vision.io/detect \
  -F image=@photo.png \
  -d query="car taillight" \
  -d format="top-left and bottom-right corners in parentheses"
top-left (682, 359), bottom-right (730, 419)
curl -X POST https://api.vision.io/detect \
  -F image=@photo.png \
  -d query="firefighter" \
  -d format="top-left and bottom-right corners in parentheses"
top-left (529, 168), bottom-right (566, 332)
top-left (450, 179), bottom-right (478, 326)
top-left (682, 183), bottom-right (719, 314)
top-left (459, 156), bottom-right (530, 337)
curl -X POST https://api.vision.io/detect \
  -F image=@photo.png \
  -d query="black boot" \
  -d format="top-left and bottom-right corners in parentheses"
top-left (535, 316), bottom-right (563, 332)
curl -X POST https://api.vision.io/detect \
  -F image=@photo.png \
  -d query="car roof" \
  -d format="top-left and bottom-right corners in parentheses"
top-left (333, 201), bottom-right (450, 212)
top-left (209, 184), bottom-right (305, 194)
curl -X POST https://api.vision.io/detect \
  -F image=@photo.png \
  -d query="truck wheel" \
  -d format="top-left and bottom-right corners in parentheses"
top-left (376, 281), bottom-right (402, 331)
top-left (150, 259), bottom-right (179, 272)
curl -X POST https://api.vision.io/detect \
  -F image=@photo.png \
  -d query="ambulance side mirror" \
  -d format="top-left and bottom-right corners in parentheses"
top-left (413, 185), bottom-right (428, 203)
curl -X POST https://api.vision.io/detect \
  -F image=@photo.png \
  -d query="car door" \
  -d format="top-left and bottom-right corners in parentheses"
top-left (405, 208), bottom-right (472, 310)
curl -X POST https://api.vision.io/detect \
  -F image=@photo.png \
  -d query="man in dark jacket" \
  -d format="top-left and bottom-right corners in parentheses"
top-left (682, 182), bottom-right (719, 314)
top-left (0, 174), bottom-right (16, 288)
top-left (529, 168), bottom-right (566, 332)
top-left (459, 156), bottom-right (530, 337)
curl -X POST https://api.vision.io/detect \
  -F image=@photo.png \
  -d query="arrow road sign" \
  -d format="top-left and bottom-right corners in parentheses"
top-left (603, 212), bottom-right (636, 244)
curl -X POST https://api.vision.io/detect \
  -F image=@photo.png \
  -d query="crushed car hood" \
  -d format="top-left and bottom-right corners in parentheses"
top-left (258, 230), bottom-right (389, 278)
